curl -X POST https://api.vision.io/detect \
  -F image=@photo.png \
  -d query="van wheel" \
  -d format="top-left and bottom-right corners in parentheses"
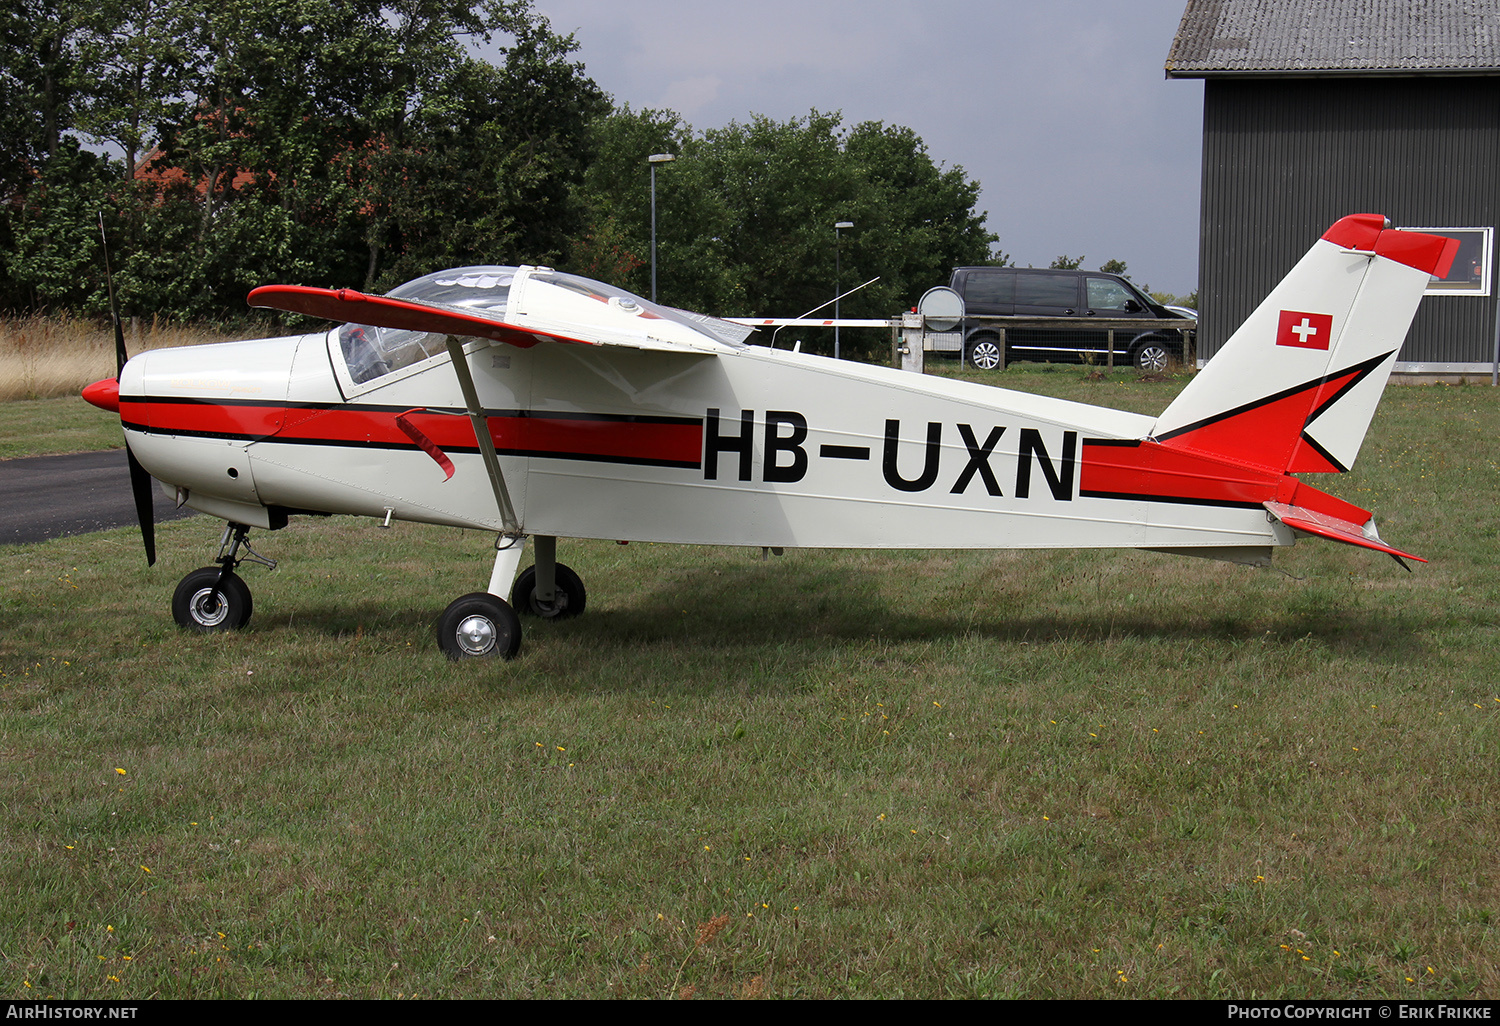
top-left (1132, 337), bottom-right (1174, 373)
top-left (966, 337), bottom-right (1003, 371)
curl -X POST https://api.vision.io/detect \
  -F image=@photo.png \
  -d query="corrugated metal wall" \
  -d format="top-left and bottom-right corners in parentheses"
top-left (1199, 76), bottom-right (1500, 365)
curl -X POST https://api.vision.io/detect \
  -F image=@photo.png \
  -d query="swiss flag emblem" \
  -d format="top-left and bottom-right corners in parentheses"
top-left (1277, 310), bottom-right (1333, 350)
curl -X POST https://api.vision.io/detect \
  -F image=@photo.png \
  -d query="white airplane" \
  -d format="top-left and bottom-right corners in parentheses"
top-left (82, 214), bottom-right (1456, 659)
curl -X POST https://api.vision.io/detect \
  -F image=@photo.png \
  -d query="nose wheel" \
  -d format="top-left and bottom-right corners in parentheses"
top-left (170, 523), bottom-right (274, 632)
top-left (172, 567), bottom-right (253, 631)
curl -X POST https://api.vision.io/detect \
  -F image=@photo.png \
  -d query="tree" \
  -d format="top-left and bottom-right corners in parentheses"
top-left (1049, 254), bottom-right (1085, 270)
top-left (1, 0), bottom-right (608, 319)
top-left (3, 139), bottom-right (117, 310)
top-left (71, 0), bottom-right (195, 180)
top-left (572, 107), bottom-right (996, 358)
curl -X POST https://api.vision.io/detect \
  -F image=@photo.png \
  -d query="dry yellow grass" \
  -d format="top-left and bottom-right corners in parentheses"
top-left (0, 314), bottom-right (242, 401)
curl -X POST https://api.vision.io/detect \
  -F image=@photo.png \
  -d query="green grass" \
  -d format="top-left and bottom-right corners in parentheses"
top-left (3, 370), bottom-right (1499, 998)
top-left (0, 397), bottom-right (129, 459)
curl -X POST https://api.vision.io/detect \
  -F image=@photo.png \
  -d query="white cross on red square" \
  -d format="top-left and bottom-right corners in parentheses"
top-left (1276, 310), bottom-right (1333, 351)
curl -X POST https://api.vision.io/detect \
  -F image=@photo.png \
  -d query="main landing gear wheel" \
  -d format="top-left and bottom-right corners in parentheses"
top-left (436, 592), bottom-right (522, 660)
top-left (511, 563), bottom-right (587, 620)
top-left (172, 567), bottom-right (253, 631)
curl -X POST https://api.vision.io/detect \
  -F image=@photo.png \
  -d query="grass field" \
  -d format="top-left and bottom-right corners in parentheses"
top-left (3, 365), bottom-right (1498, 999)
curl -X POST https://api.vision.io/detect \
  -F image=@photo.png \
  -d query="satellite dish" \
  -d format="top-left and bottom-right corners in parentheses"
top-left (917, 286), bottom-right (964, 332)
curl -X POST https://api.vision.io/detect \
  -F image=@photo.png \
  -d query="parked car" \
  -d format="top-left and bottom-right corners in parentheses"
top-left (947, 266), bottom-right (1194, 372)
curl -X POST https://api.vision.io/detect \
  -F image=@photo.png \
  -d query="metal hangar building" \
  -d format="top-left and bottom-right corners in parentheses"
top-left (1166, 0), bottom-right (1500, 375)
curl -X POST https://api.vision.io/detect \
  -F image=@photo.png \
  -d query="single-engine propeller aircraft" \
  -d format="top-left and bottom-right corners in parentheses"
top-left (82, 214), bottom-right (1457, 659)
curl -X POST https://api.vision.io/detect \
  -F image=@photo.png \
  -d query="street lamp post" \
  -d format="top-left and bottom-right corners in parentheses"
top-left (648, 154), bottom-right (676, 303)
top-left (834, 221), bottom-right (853, 359)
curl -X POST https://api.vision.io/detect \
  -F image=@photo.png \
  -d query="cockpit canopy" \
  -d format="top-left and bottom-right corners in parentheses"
top-left (337, 266), bottom-right (752, 385)
top-left (339, 267), bottom-right (516, 384)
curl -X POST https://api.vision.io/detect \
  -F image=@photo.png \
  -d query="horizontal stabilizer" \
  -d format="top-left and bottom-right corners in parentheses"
top-left (1263, 500), bottom-right (1425, 566)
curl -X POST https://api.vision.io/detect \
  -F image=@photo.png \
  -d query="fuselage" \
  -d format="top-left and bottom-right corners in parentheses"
top-left (116, 322), bottom-right (1290, 557)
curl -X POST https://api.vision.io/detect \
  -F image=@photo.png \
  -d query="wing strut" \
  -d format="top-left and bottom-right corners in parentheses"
top-left (444, 335), bottom-right (519, 534)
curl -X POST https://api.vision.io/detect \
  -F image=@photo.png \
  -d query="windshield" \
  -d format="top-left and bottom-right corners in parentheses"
top-left (338, 266), bottom-right (518, 384)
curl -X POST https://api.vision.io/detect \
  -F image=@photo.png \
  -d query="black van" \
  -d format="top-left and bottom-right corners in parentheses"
top-left (947, 267), bottom-right (1193, 372)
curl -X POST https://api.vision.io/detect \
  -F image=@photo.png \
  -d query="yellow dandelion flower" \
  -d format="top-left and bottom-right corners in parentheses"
top-left (115, 768), bottom-right (126, 776)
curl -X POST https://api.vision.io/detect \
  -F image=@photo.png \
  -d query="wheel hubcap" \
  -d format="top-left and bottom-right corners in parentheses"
top-left (1140, 347), bottom-right (1167, 372)
top-left (188, 586), bottom-right (229, 627)
top-left (531, 592), bottom-right (567, 618)
top-left (456, 614), bottom-right (496, 656)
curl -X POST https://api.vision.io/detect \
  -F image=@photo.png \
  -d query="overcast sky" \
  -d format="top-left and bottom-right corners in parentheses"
top-left (530, 0), bottom-right (1205, 298)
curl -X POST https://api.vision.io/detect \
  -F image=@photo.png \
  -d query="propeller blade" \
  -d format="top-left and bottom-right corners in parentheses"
top-left (100, 211), bottom-right (154, 565)
top-left (127, 444), bottom-right (157, 566)
top-left (113, 311), bottom-right (128, 378)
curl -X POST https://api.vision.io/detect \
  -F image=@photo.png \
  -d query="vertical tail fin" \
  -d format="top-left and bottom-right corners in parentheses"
top-left (1152, 215), bottom-right (1458, 475)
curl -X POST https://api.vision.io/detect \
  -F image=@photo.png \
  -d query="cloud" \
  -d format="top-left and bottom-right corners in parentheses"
top-left (658, 75), bottom-right (724, 117)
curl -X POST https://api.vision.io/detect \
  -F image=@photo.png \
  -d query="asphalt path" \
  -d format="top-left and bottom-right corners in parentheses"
top-left (0, 449), bottom-right (196, 547)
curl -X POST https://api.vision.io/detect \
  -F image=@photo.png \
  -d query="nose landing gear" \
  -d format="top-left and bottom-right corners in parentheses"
top-left (171, 523), bottom-right (276, 632)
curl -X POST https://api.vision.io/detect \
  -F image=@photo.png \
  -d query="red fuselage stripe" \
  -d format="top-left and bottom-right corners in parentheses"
top-left (122, 400), bottom-right (704, 468)
top-left (1079, 439), bottom-right (1282, 507)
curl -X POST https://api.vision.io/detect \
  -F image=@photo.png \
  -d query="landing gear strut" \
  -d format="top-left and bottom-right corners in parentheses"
top-left (435, 534), bottom-right (587, 659)
top-left (171, 523), bottom-right (276, 632)
top-left (511, 535), bottom-right (587, 619)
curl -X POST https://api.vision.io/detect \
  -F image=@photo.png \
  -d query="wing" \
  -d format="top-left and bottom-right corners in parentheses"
top-left (247, 284), bottom-right (725, 355)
